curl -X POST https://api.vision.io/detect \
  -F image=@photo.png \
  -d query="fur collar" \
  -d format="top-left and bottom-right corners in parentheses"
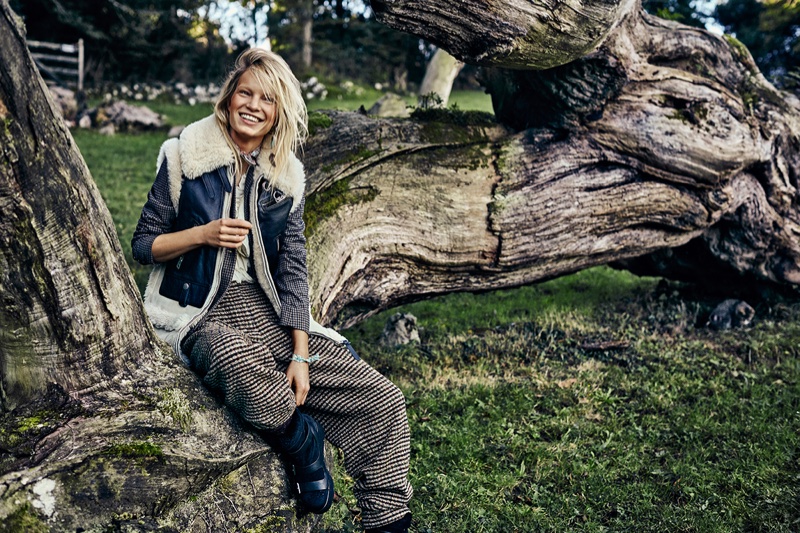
top-left (156, 115), bottom-right (306, 211)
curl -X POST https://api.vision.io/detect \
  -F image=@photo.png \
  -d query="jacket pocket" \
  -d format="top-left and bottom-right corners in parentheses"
top-left (257, 187), bottom-right (293, 270)
top-left (159, 271), bottom-right (211, 308)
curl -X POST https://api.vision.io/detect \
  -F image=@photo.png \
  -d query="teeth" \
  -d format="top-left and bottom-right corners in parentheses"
top-left (241, 113), bottom-right (261, 123)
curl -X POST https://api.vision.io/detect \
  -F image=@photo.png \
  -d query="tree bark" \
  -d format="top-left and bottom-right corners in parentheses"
top-left (370, 0), bottom-right (638, 69)
top-left (302, 9), bottom-right (800, 327)
top-left (0, 3), bottom-right (318, 530)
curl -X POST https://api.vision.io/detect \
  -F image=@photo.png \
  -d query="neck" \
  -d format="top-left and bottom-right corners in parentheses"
top-left (230, 132), bottom-right (263, 154)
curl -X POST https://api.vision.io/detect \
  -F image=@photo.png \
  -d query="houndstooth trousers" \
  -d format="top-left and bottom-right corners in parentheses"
top-left (181, 282), bottom-right (413, 529)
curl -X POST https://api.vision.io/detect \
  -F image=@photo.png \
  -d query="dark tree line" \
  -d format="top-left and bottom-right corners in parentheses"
top-left (12, 0), bottom-right (799, 93)
top-left (11, 0), bottom-right (433, 88)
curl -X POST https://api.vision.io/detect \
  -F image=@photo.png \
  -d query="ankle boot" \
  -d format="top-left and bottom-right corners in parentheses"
top-left (277, 411), bottom-right (334, 513)
top-left (365, 512), bottom-right (412, 533)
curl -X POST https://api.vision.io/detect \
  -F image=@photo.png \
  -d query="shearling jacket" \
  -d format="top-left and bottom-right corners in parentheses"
top-left (132, 115), bottom-right (346, 357)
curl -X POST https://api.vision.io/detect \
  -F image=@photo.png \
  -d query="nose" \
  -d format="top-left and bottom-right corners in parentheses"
top-left (247, 94), bottom-right (259, 109)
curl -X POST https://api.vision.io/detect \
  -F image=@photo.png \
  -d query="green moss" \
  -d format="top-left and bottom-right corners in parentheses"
top-left (308, 111), bottom-right (333, 136)
top-left (742, 90), bottom-right (759, 113)
top-left (321, 144), bottom-right (381, 174)
top-left (411, 106), bottom-right (496, 128)
top-left (1, 503), bottom-right (47, 533)
top-left (156, 388), bottom-right (192, 430)
top-left (350, 146), bottom-right (380, 162)
top-left (410, 105), bottom-right (494, 145)
top-left (668, 109), bottom-right (689, 123)
top-left (105, 441), bottom-right (163, 458)
top-left (667, 103), bottom-right (709, 126)
top-left (304, 178), bottom-right (378, 238)
top-left (16, 415), bottom-right (43, 433)
top-left (725, 35), bottom-right (756, 73)
top-left (243, 513), bottom-right (287, 533)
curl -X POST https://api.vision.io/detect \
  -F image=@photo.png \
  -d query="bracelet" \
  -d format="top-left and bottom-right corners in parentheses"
top-left (292, 353), bottom-right (320, 364)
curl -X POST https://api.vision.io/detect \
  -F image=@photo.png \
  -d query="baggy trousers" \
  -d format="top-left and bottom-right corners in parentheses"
top-left (181, 282), bottom-right (413, 528)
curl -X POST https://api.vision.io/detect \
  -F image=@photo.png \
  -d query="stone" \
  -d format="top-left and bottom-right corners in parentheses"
top-left (48, 86), bottom-right (77, 121)
top-left (707, 299), bottom-right (755, 330)
top-left (380, 313), bottom-right (420, 346)
top-left (101, 100), bottom-right (163, 131)
top-left (367, 93), bottom-right (410, 118)
top-left (78, 114), bottom-right (92, 129)
top-left (98, 123), bottom-right (116, 136)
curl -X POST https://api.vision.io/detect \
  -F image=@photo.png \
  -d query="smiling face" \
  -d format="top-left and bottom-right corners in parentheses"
top-left (227, 68), bottom-right (277, 153)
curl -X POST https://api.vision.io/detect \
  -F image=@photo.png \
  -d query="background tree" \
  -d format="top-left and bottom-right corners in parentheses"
top-left (642, 0), bottom-right (709, 27)
top-left (11, 0), bottom-right (230, 83)
top-left (716, 0), bottom-right (800, 91)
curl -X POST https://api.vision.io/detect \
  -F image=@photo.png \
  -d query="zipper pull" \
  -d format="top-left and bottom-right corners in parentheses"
top-left (176, 255), bottom-right (184, 269)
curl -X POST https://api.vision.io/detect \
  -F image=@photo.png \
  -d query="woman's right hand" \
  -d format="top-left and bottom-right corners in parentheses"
top-left (151, 218), bottom-right (252, 263)
top-left (201, 218), bottom-right (252, 249)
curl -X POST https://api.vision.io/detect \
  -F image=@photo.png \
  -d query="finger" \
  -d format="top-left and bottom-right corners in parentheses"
top-left (296, 386), bottom-right (308, 406)
top-left (221, 218), bottom-right (253, 229)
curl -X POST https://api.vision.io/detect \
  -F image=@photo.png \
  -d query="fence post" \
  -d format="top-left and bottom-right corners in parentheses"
top-left (77, 38), bottom-right (84, 91)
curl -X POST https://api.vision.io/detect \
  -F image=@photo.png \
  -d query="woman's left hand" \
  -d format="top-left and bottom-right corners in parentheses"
top-left (286, 361), bottom-right (310, 405)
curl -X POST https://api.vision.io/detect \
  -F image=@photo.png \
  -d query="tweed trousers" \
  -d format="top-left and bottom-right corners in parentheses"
top-left (181, 282), bottom-right (413, 528)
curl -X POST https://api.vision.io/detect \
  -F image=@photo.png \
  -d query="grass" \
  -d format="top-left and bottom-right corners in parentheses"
top-left (308, 89), bottom-right (493, 114)
top-left (323, 270), bottom-right (800, 532)
top-left (73, 98), bottom-right (800, 532)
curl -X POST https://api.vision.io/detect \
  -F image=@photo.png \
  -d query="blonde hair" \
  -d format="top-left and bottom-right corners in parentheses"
top-left (215, 48), bottom-right (308, 185)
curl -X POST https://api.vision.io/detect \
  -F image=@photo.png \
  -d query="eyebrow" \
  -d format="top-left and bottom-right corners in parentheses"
top-left (237, 81), bottom-right (275, 100)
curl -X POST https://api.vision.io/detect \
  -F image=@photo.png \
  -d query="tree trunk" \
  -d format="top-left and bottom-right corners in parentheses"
top-left (0, 3), bottom-right (318, 530)
top-left (418, 48), bottom-right (464, 107)
top-left (301, 2), bottom-right (313, 70)
top-left (302, 8), bottom-right (800, 327)
top-left (370, 0), bottom-right (637, 69)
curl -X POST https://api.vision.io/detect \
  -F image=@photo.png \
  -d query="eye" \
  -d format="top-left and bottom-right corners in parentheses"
top-left (238, 89), bottom-right (250, 96)
top-left (263, 95), bottom-right (275, 104)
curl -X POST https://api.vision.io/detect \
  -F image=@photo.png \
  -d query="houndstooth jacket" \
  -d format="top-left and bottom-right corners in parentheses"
top-left (132, 115), bottom-right (345, 357)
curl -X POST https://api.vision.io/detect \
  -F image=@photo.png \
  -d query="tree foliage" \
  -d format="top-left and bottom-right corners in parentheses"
top-left (642, 0), bottom-right (708, 28)
top-left (716, 0), bottom-right (800, 89)
top-left (268, 0), bottom-right (430, 88)
top-left (12, 0), bottom-right (230, 83)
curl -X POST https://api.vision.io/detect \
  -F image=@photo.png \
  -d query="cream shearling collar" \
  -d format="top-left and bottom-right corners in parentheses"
top-left (156, 115), bottom-right (306, 212)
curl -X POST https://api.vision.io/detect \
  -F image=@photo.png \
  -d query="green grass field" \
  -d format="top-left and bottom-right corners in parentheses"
top-left (73, 95), bottom-right (800, 533)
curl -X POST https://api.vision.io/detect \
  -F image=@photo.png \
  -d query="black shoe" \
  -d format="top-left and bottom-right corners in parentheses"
top-left (365, 512), bottom-right (412, 533)
top-left (278, 411), bottom-right (334, 513)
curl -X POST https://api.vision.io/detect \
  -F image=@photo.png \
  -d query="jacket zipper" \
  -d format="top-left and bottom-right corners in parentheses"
top-left (251, 171), bottom-right (283, 316)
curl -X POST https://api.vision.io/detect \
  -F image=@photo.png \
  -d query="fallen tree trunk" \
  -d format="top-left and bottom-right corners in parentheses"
top-left (303, 9), bottom-right (800, 327)
top-left (370, 0), bottom-right (638, 69)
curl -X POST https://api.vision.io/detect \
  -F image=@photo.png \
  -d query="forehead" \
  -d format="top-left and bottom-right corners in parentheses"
top-left (236, 69), bottom-right (273, 94)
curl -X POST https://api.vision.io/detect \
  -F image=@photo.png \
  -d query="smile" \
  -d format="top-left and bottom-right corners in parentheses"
top-left (239, 113), bottom-right (263, 124)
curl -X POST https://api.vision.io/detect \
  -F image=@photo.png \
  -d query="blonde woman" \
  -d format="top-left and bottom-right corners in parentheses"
top-left (132, 49), bottom-right (412, 532)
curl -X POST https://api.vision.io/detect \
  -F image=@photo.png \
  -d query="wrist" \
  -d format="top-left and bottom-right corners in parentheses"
top-left (292, 353), bottom-right (320, 364)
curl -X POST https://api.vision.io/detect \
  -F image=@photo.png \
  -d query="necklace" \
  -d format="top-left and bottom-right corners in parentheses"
top-left (238, 146), bottom-right (261, 167)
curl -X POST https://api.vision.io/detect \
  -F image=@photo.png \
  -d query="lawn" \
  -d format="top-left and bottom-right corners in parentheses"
top-left (73, 96), bottom-right (800, 533)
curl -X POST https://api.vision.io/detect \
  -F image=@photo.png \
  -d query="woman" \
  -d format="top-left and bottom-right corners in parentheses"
top-left (132, 48), bottom-right (412, 533)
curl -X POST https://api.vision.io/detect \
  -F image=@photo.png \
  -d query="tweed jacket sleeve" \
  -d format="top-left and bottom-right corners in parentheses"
top-left (274, 194), bottom-right (310, 333)
top-left (132, 158), bottom-right (176, 265)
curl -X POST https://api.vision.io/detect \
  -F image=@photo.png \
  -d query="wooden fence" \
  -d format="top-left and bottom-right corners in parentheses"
top-left (28, 38), bottom-right (84, 91)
